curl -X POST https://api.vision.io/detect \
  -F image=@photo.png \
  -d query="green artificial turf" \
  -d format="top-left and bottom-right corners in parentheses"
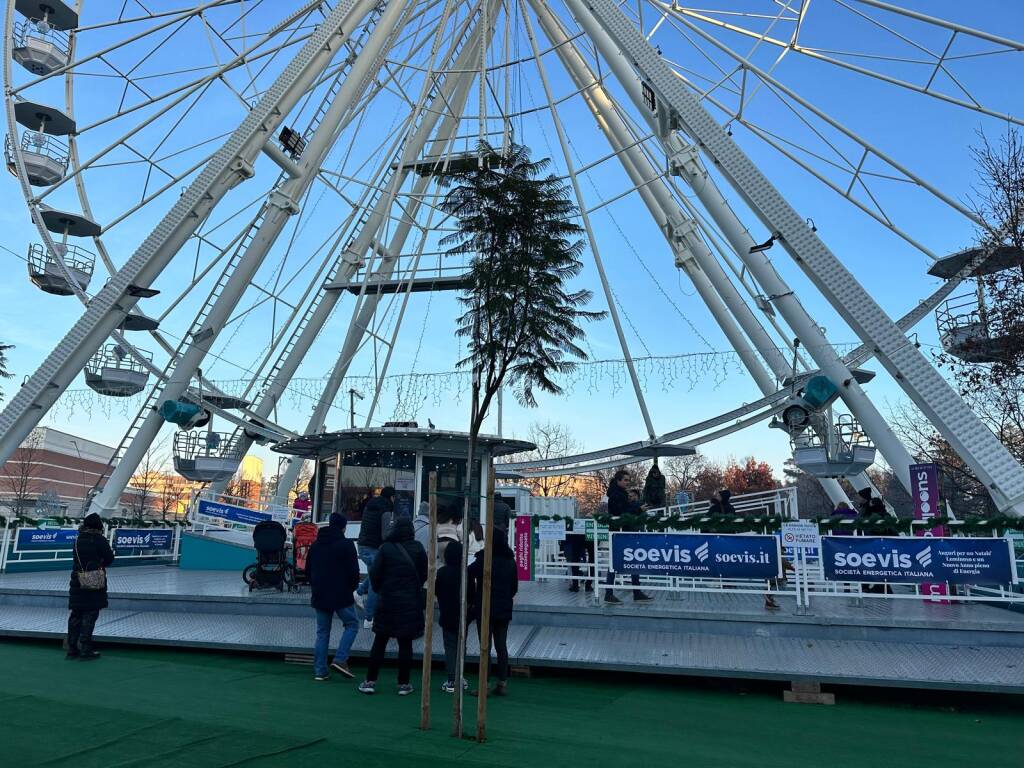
top-left (0, 640), bottom-right (1020, 767)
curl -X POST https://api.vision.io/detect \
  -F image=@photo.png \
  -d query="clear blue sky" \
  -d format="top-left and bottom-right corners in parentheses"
top-left (1, 1), bottom-right (1021, 482)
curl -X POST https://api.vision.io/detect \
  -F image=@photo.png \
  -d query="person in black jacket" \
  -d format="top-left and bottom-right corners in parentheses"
top-left (356, 486), bottom-right (396, 627)
top-left (469, 529), bottom-right (519, 696)
top-left (604, 471), bottom-right (653, 605)
top-left (435, 540), bottom-right (465, 694)
top-left (359, 517), bottom-right (427, 696)
top-left (66, 513), bottom-right (115, 660)
top-left (307, 513), bottom-right (360, 681)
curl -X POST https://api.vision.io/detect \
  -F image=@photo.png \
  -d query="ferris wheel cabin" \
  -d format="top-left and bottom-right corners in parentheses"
top-left (7, 100), bottom-right (74, 186)
top-left (26, 242), bottom-right (91, 295)
top-left (273, 427), bottom-right (534, 526)
top-left (84, 343), bottom-right (151, 397)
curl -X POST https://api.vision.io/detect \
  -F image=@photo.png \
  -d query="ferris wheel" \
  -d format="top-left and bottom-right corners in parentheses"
top-left (1, 0), bottom-right (1022, 516)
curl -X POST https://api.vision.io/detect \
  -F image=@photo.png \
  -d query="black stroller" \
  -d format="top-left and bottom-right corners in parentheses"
top-left (243, 521), bottom-right (294, 592)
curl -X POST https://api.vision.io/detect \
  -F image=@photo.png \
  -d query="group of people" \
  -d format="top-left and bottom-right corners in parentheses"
top-left (307, 487), bottom-right (518, 697)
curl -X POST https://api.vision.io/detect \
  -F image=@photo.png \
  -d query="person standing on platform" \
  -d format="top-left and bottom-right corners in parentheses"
top-left (359, 518), bottom-right (428, 696)
top-left (643, 464), bottom-right (667, 510)
top-left (435, 540), bottom-right (466, 693)
top-left (492, 492), bottom-right (513, 534)
top-left (292, 490), bottom-right (312, 522)
top-left (469, 528), bottom-right (519, 696)
top-left (413, 501), bottom-right (431, 552)
top-left (604, 470), bottom-right (654, 605)
top-left (66, 513), bottom-right (115, 660)
top-left (307, 513), bottom-right (360, 681)
top-left (356, 486), bottom-right (395, 628)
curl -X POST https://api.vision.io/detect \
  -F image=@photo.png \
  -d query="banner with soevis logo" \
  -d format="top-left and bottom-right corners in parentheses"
top-left (611, 533), bottom-right (781, 579)
top-left (822, 536), bottom-right (1017, 586)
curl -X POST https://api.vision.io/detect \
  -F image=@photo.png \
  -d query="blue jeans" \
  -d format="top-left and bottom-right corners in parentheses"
top-left (357, 546), bottom-right (378, 621)
top-left (314, 606), bottom-right (359, 677)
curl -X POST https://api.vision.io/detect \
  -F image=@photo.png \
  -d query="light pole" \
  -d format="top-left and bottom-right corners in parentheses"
top-left (348, 389), bottom-right (364, 429)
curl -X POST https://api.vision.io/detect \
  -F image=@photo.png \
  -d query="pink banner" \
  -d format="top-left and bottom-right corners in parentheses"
top-left (911, 462), bottom-right (949, 603)
top-left (514, 515), bottom-right (533, 581)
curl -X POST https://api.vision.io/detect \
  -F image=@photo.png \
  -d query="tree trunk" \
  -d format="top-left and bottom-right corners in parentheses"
top-left (420, 472), bottom-right (439, 730)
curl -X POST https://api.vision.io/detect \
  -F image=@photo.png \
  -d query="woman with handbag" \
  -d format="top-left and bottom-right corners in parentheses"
top-left (66, 512), bottom-right (115, 660)
top-left (358, 517), bottom-right (427, 696)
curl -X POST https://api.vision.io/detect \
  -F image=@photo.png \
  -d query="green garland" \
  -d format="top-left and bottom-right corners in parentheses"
top-left (573, 512), bottom-right (1024, 537)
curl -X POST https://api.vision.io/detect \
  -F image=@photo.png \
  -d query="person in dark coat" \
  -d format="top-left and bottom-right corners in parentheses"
top-left (356, 486), bottom-right (396, 626)
top-left (492, 493), bottom-right (513, 533)
top-left (643, 464), bottom-right (667, 509)
top-left (359, 517), bottom-right (427, 696)
top-left (435, 540), bottom-right (465, 693)
top-left (604, 470), bottom-right (653, 605)
top-left (468, 529), bottom-right (519, 695)
top-left (307, 513), bottom-right (360, 680)
top-left (66, 513), bottom-right (115, 660)
top-left (708, 488), bottom-right (736, 516)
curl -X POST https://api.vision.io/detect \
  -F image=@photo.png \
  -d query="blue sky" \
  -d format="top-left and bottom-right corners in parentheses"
top-left (1, 0), bottom-right (1022, 482)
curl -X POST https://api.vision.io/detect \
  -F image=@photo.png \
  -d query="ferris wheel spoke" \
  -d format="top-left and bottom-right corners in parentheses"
top-left (652, 0), bottom-right (1023, 127)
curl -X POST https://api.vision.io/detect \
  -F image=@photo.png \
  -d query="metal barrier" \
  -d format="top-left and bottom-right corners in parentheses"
top-left (0, 523), bottom-right (181, 572)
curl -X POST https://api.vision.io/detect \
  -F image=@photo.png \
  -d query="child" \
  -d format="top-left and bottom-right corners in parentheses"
top-left (434, 540), bottom-right (465, 693)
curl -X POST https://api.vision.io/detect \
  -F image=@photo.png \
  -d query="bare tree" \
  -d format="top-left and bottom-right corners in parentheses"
top-left (0, 341), bottom-right (13, 404)
top-left (128, 449), bottom-right (162, 522)
top-left (509, 421), bottom-right (583, 497)
top-left (156, 474), bottom-right (186, 522)
top-left (1, 428), bottom-right (44, 518)
top-left (662, 453), bottom-right (710, 501)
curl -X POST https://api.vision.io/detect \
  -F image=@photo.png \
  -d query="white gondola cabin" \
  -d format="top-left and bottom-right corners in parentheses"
top-left (173, 430), bottom-right (245, 483)
top-left (84, 343), bottom-right (151, 397)
top-left (27, 242), bottom-right (93, 295)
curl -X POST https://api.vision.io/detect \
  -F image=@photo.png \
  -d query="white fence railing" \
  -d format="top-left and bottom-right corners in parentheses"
top-left (529, 515), bottom-right (1024, 611)
top-left (0, 520), bottom-right (181, 572)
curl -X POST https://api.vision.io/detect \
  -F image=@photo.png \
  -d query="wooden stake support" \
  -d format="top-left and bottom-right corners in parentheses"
top-left (420, 472), bottom-right (438, 730)
top-left (475, 466), bottom-right (496, 742)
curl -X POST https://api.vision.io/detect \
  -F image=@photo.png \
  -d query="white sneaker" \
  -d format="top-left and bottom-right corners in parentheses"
top-left (398, 684), bottom-right (414, 696)
top-left (363, 619), bottom-right (373, 630)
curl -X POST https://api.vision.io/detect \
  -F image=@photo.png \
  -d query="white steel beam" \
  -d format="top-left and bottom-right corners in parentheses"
top-left (271, 0), bottom-right (504, 503)
top-left (88, 0), bottom-right (398, 514)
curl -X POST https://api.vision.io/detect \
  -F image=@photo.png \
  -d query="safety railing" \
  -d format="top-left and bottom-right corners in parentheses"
top-left (0, 522), bottom-right (181, 572)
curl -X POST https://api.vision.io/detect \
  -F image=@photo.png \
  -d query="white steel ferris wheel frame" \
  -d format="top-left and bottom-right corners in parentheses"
top-left (1, 1), bottom-right (1022, 516)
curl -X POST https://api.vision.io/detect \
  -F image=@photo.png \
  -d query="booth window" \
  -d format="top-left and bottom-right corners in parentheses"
top-left (337, 449), bottom-right (416, 521)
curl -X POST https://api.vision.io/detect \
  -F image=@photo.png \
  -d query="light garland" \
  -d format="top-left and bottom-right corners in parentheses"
top-left (53, 345), bottom-right (862, 423)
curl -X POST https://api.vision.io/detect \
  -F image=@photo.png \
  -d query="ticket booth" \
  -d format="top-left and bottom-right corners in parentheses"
top-left (272, 428), bottom-right (534, 527)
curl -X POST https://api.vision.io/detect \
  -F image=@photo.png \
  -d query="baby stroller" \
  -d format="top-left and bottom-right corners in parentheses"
top-left (291, 522), bottom-right (318, 587)
top-left (243, 521), bottom-right (294, 592)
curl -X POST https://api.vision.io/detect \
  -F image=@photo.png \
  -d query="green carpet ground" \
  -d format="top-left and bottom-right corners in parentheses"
top-left (1, 639), bottom-right (1021, 767)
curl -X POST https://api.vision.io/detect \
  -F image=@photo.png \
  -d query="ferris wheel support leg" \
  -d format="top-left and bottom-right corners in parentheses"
top-left (571, 0), bottom-right (918, 493)
top-left (271, 11), bottom-right (503, 506)
top-left (533, 1), bottom-right (848, 505)
top-left (88, 0), bottom-right (404, 514)
top-left (0, 0), bottom-right (384, 469)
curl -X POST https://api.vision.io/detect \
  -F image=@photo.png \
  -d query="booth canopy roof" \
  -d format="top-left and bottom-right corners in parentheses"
top-left (272, 428), bottom-right (536, 458)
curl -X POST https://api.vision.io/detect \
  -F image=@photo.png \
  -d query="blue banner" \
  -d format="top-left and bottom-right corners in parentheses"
top-left (196, 499), bottom-right (271, 527)
top-left (611, 532), bottom-right (781, 579)
top-left (821, 536), bottom-right (1017, 586)
top-left (16, 528), bottom-right (79, 551)
top-left (113, 528), bottom-right (174, 552)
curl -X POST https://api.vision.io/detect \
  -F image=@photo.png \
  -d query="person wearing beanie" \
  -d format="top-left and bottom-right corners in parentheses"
top-left (66, 513), bottom-right (115, 660)
top-left (307, 512), bottom-right (360, 680)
